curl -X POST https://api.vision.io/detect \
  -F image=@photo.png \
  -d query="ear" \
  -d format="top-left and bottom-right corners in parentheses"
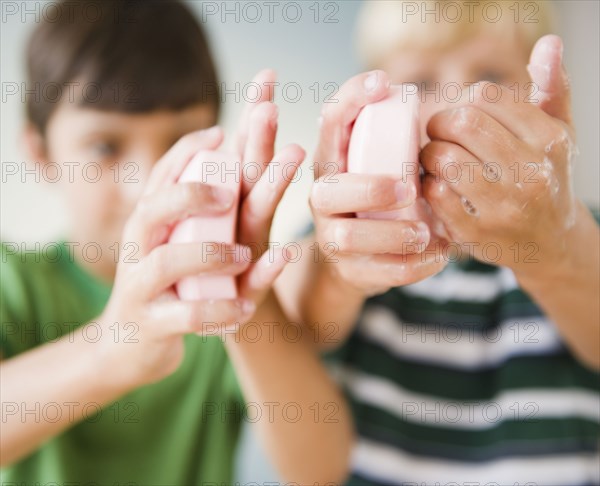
top-left (21, 122), bottom-right (49, 164)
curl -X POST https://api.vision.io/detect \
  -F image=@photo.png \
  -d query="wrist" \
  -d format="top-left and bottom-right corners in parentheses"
top-left (514, 201), bottom-right (595, 291)
top-left (90, 314), bottom-right (147, 394)
top-left (316, 243), bottom-right (369, 301)
top-left (68, 319), bottom-right (138, 398)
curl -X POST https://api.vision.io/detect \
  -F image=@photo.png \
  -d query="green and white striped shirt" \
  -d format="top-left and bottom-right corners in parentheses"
top-left (326, 256), bottom-right (600, 486)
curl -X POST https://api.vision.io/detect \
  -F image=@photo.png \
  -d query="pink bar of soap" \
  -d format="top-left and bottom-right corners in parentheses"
top-left (168, 149), bottom-right (241, 301)
top-left (347, 84), bottom-right (424, 221)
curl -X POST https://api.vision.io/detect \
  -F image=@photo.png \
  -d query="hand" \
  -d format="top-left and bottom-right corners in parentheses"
top-left (421, 35), bottom-right (581, 280)
top-left (311, 70), bottom-right (448, 297)
top-left (98, 127), bottom-right (255, 389)
top-left (234, 69), bottom-right (305, 305)
top-left (98, 70), bottom-right (305, 388)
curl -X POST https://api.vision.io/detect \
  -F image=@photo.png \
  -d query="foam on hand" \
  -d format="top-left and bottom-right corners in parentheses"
top-left (168, 150), bottom-right (241, 301)
top-left (347, 84), bottom-right (424, 221)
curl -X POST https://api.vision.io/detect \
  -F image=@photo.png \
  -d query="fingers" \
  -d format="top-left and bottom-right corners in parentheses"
top-left (420, 140), bottom-right (510, 204)
top-left (242, 101), bottom-right (278, 197)
top-left (427, 104), bottom-right (532, 164)
top-left (238, 246), bottom-right (289, 301)
top-left (311, 173), bottom-right (417, 215)
top-left (422, 174), bottom-right (479, 242)
top-left (320, 70), bottom-right (391, 135)
top-left (239, 144), bottom-right (305, 249)
top-left (148, 297), bottom-right (256, 336)
top-left (136, 243), bottom-right (251, 300)
top-left (143, 126), bottom-right (224, 196)
top-left (320, 217), bottom-right (430, 255)
top-left (236, 68), bottom-right (277, 155)
top-left (527, 35), bottom-right (573, 126)
top-left (123, 182), bottom-right (236, 255)
top-left (314, 70), bottom-right (391, 179)
top-left (429, 82), bottom-right (551, 145)
top-left (336, 245), bottom-right (448, 290)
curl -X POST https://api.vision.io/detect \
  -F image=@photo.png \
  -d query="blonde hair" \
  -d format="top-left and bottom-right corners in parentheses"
top-left (356, 0), bottom-right (556, 68)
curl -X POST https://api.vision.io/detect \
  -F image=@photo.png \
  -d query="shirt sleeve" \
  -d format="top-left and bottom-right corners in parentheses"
top-left (0, 243), bottom-right (36, 359)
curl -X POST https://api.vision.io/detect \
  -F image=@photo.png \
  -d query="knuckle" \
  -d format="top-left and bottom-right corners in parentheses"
top-left (331, 220), bottom-right (353, 251)
top-left (365, 178), bottom-right (387, 206)
top-left (450, 107), bottom-right (481, 136)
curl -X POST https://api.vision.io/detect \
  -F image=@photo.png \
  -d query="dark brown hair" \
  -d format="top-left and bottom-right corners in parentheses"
top-left (26, 0), bottom-right (220, 135)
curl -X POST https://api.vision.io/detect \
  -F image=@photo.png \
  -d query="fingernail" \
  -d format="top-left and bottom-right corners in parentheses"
top-left (211, 186), bottom-right (234, 208)
top-left (395, 180), bottom-right (417, 204)
top-left (540, 36), bottom-right (564, 60)
top-left (364, 71), bottom-right (379, 93)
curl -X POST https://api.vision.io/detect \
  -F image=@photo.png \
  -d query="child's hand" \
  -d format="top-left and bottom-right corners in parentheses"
top-left (233, 69), bottom-right (305, 303)
top-left (98, 69), bottom-right (304, 387)
top-left (421, 35), bottom-right (580, 279)
top-left (98, 127), bottom-right (256, 389)
top-left (311, 71), bottom-right (447, 296)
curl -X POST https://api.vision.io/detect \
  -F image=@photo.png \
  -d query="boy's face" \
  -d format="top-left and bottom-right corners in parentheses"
top-left (42, 102), bottom-right (216, 252)
top-left (380, 30), bottom-right (532, 141)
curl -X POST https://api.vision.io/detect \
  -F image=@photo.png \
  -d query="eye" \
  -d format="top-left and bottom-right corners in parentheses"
top-left (90, 141), bottom-right (118, 160)
top-left (478, 71), bottom-right (507, 85)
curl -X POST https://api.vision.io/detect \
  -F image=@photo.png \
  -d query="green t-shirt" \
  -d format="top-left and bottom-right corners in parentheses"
top-left (0, 240), bottom-right (244, 485)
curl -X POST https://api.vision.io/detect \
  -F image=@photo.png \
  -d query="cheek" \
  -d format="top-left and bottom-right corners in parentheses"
top-left (59, 165), bottom-right (120, 223)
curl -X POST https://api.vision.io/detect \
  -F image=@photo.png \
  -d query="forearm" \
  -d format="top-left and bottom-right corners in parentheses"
top-left (515, 201), bottom-right (600, 370)
top-left (306, 263), bottom-right (364, 343)
top-left (0, 321), bottom-right (130, 466)
top-left (291, 237), bottom-right (366, 349)
top-left (224, 290), bottom-right (353, 484)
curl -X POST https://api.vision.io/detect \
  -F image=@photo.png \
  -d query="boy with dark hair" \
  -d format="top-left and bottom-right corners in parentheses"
top-left (1, 1), bottom-right (352, 484)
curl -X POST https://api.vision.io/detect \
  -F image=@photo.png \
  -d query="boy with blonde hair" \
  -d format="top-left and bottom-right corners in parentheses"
top-left (278, 1), bottom-right (600, 484)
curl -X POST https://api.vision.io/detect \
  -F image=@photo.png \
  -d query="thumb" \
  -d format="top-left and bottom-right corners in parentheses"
top-left (527, 34), bottom-right (573, 126)
top-left (237, 246), bottom-right (288, 302)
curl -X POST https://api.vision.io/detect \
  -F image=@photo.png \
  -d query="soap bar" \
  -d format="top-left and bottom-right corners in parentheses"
top-left (168, 149), bottom-right (241, 301)
top-left (347, 84), bottom-right (423, 221)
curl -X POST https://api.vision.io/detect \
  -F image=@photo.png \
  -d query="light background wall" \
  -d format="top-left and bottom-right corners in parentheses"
top-left (1, 0), bottom-right (598, 482)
